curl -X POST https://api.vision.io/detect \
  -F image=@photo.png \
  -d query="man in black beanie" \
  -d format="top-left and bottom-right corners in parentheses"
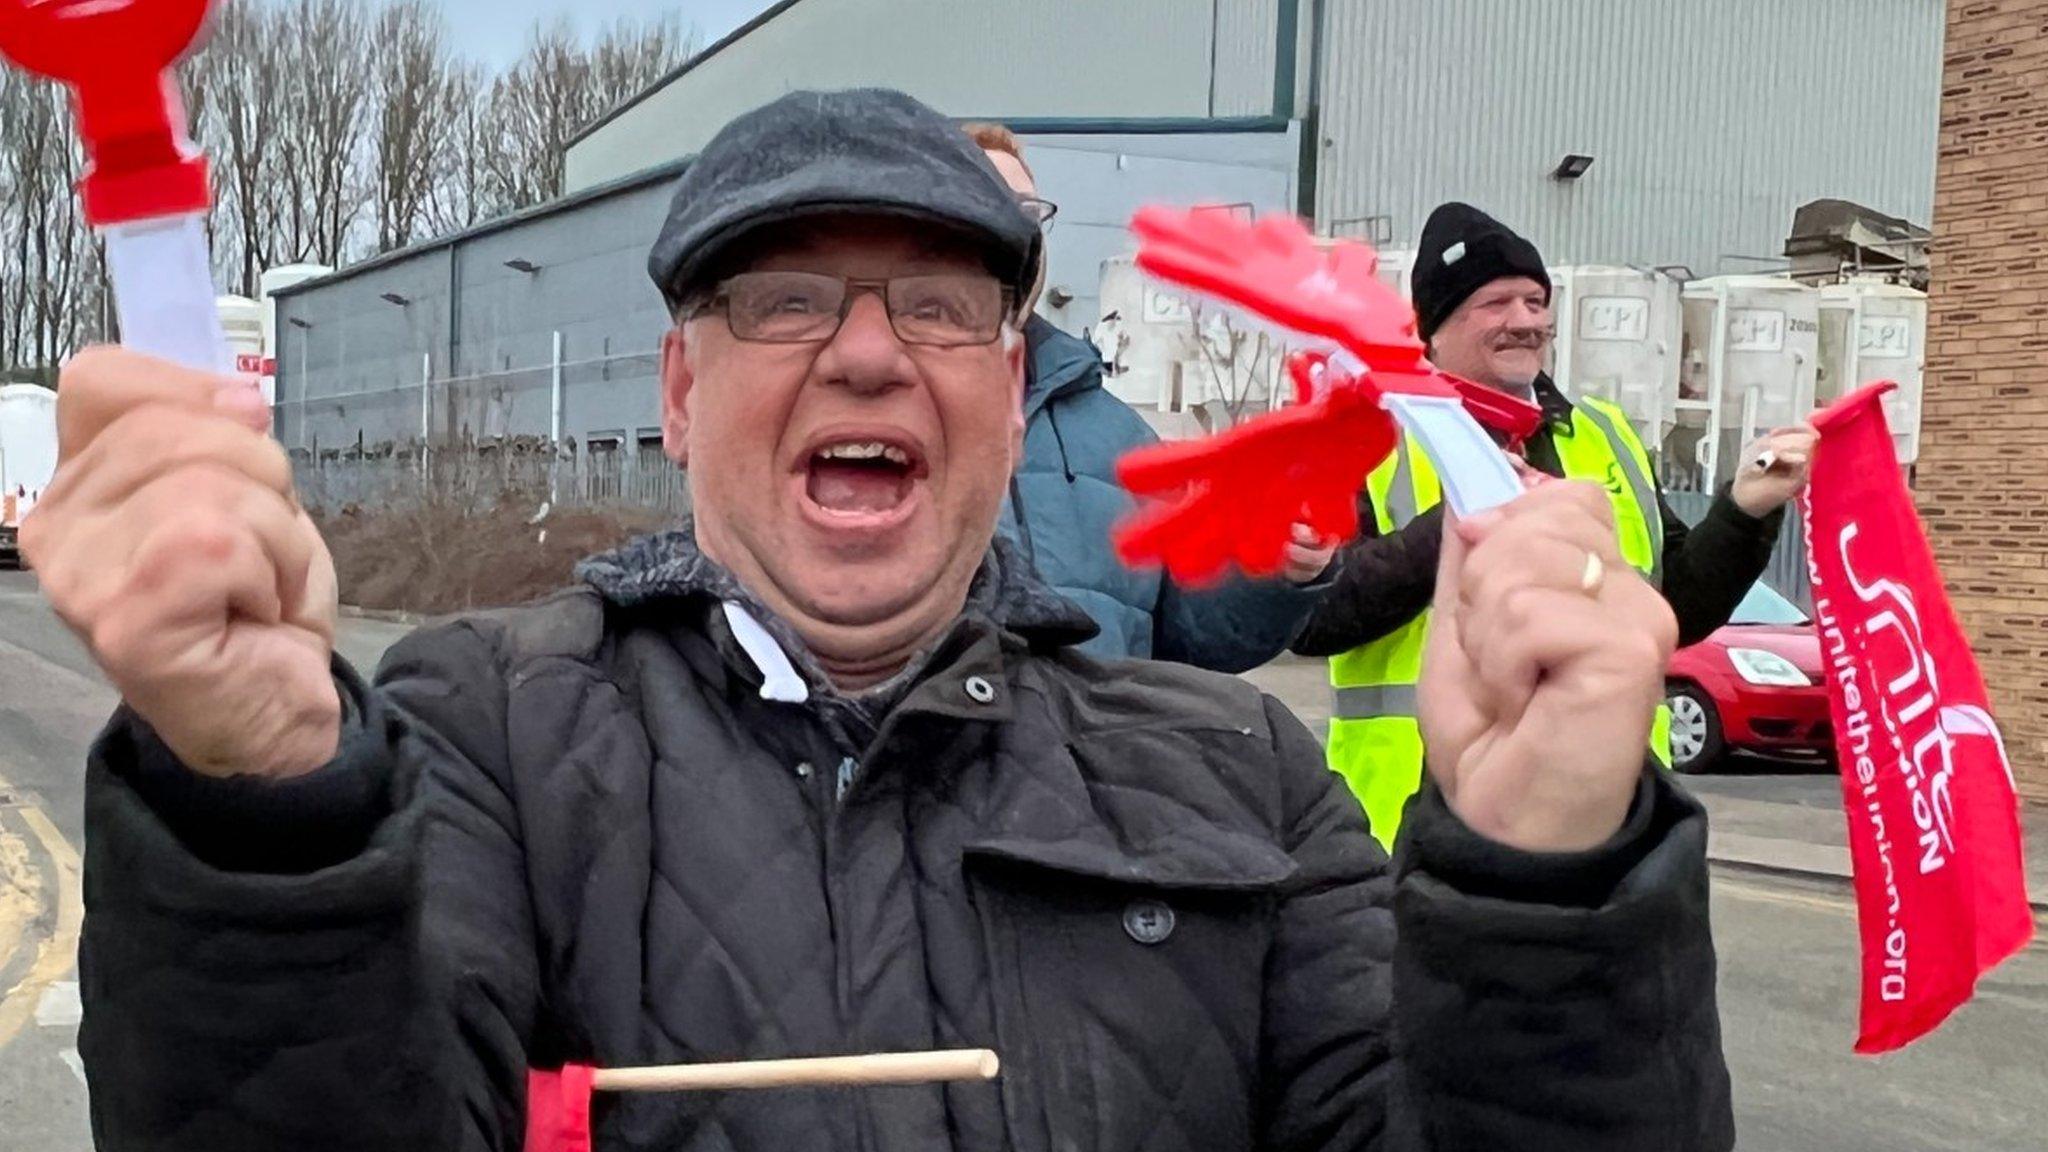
top-left (1409, 200), bottom-right (1556, 379)
top-left (1296, 201), bottom-right (1819, 845)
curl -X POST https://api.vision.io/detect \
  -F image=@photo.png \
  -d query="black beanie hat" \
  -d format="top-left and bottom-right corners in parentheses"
top-left (1410, 202), bottom-right (1551, 342)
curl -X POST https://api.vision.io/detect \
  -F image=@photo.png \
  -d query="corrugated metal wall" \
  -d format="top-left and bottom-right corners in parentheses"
top-left (567, 0), bottom-right (1284, 192)
top-left (1314, 0), bottom-right (1942, 275)
top-left (274, 177), bottom-right (677, 454)
top-left (1211, 0), bottom-right (1283, 117)
top-left (1019, 128), bottom-right (1298, 333)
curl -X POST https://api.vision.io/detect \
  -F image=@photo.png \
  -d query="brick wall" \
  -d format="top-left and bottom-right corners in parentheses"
top-left (1924, 0), bottom-right (2048, 801)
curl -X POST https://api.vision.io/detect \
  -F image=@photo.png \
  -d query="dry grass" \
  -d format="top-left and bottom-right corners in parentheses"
top-left (297, 441), bottom-right (679, 616)
top-left (312, 500), bottom-right (669, 617)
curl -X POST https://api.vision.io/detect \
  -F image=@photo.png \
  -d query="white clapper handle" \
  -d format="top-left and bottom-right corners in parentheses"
top-left (100, 214), bottom-right (232, 374)
top-left (1380, 392), bottom-right (1525, 517)
top-left (1321, 349), bottom-right (1524, 518)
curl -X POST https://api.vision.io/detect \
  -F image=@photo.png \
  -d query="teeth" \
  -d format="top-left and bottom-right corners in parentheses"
top-left (816, 441), bottom-right (912, 466)
top-left (820, 441), bottom-right (886, 460)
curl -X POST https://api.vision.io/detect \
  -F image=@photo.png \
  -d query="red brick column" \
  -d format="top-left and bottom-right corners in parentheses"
top-left (1923, 0), bottom-right (2048, 800)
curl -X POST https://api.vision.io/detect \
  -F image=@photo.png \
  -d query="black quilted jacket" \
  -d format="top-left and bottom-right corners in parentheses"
top-left (78, 532), bottom-right (1733, 1152)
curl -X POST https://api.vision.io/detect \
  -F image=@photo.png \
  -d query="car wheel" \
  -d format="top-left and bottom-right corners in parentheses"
top-left (1665, 681), bottom-right (1724, 774)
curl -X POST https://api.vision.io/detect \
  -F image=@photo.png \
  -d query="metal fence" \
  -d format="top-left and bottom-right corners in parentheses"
top-left (1664, 488), bottom-right (1810, 612)
top-left (273, 342), bottom-right (1811, 612)
top-left (279, 345), bottom-right (686, 516)
top-left (291, 440), bottom-right (689, 517)
top-left (275, 346), bottom-right (663, 450)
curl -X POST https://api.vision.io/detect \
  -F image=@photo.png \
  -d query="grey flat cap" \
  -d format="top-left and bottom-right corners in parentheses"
top-left (647, 88), bottom-right (1042, 308)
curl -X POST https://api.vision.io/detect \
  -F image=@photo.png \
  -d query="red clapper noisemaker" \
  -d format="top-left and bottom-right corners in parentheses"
top-left (0, 0), bottom-right (233, 374)
top-left (1110, 207), bottom-right (1543, 586)
top-left (526, 1050), bottom-right (1000, 1152)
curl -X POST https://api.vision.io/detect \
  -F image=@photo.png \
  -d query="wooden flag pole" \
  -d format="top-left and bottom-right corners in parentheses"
top-left (591, 1049), bottom-right (1001, 1094)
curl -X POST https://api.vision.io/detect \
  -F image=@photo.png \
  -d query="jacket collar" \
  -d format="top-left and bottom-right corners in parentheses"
top-left (1023, 316), bottom-right (1104, 421)
top-left (1533, 372), bottom-right (1577, 435)
top-left (576, 519), bottom-right (1098, 666)
top-left (579, 522), bottom-right (1097, 765)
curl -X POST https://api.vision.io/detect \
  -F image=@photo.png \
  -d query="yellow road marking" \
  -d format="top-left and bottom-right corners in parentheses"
top-left (0, 801), bottom-right (83, 1053)
top-left (0, 817), bottom-right (41, 981)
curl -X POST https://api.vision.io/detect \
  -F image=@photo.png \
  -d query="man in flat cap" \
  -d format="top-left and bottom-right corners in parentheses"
top-left (30, 99), bottom-right (1731, 1151)
top-left (1297, 201), bottom-right (1816, 847)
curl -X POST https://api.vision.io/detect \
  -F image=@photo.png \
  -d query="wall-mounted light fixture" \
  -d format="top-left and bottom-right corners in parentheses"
top-left (380, 292), bottom-right (411, 307)
top-left (287, 317), bottom-right (313, 330)
top-left (503, 258), bottom-right (542, 274)
top-left (1552, 154), bottom-right (1595, 181)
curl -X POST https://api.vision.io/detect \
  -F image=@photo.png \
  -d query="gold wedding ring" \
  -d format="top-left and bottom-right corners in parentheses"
top-left (1578, 550), bottom-right (1606, 596)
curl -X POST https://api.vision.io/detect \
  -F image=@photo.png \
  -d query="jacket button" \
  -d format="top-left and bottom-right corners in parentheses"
top-left (964, 675), bottom-right (997, 704)
top-left (1122, 900), bottom-right (1175, 945)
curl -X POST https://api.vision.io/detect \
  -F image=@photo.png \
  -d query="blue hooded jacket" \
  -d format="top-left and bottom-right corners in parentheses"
top-left (997, 317), bottom-right (1327, 673)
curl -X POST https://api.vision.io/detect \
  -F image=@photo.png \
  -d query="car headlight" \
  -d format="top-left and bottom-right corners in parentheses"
top-left (1728, 647), bottom-right (1810, 687)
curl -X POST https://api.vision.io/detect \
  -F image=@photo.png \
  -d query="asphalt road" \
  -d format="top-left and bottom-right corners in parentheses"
top-left (0, 570), bottom-right (414, 1151)
top-left (2, 568), bottom-right (2045, 1150)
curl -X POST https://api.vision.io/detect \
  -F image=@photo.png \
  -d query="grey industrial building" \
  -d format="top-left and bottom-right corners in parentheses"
top-left (273, 0), bottom-right (1943, 460)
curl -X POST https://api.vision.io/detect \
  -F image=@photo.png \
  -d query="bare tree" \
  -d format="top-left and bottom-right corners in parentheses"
top-left (271, 0), bottom-right (372, 266)
top-left (485, 15), bottom-right (695, 211)
top-left (426, 61), bottom-right (499, 235)
top-left (482, 20), bottom-right (585, 211)
top-left (0, 65), bottom-right (106, 375)
top-left (368, 0), bottom-right (459, 251)
top-left (2, 0), bottom-right (700, 379)
top-left (1187, 306), bottom-right (1285, 433)
top-left (188, 0), bottom-right (286, 296)
top-left (588, 15), bottom-right (695, 115)
top-left (0, 65), bottom-right (26, 372)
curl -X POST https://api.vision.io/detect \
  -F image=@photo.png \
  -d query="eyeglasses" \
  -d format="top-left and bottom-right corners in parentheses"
top-left (693, 271), bottom-right (1015, 347)
top-left (1018, 196), bottom-right (1058, 229)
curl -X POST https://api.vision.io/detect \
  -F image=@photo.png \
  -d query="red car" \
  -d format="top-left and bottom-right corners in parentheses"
top-left (1663, 582), bottom-right (1832, 773)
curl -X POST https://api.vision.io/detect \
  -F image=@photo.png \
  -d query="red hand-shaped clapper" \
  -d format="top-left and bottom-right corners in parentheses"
top-left (1130, 208), bottom-right (1434, 374)
top-left (1114, 379), bottom-right (1394, 586)
top-left (1111, 208), bottom-right (1546, 585)
top-left (0, 0), bottom-right (215, 224)
top-left (1112, 210), bottom-right (1426, 585)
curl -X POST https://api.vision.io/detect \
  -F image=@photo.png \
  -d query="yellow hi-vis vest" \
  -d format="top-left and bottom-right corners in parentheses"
top-left (1327, 395), bottom-right (1671, 852)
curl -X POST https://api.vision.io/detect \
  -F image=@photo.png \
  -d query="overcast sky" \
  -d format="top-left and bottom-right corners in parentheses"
top-left (435, 0), bottom-right (776, 67)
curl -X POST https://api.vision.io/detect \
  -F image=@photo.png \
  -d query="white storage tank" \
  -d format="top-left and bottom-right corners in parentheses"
top-left (1096, 256), bottom-right (1187, 415)
top-left (1094, 256), bottom-right (1280, 438)
top-left (1817, 280), bottom-right (1926, 464)
top-left (1673, 276), bottom-right (1820, 493)
top-left (258, 264), bottom-right (332, 406)
top-left (217, 295), bottom-right (266, 397)
top-left (1547, 265), bottom-right (1682, 448)
top-left (1372, 247), bottom-right (1417, 301)
top-left (0, 383), bottom-right (59, 524)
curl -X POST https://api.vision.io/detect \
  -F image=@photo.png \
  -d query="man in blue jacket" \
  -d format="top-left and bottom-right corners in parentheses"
top-left (970, 124), bottom-right (1334, 672)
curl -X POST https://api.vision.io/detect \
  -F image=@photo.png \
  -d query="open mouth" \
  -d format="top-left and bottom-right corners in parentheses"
top-left (802, 436), bottom-right (929, 521)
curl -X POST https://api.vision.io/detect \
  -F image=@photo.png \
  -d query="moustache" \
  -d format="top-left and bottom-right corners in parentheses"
top-left (1489, 328), bottom-right (1550, 351)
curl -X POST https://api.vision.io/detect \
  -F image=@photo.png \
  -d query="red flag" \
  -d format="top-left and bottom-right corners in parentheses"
top-left (1802, 381), bottom-right (2034, 1053)
top-left (525, 1065), bottom-right (595, 1152)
